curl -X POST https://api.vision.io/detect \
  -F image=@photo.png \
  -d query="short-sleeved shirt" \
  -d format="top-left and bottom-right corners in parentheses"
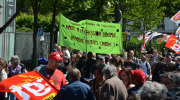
top-left (139, 61), bottom-right (151, 76)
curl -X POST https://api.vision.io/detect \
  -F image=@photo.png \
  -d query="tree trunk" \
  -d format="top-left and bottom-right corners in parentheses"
top-left (32, 0), bottom-right (38, 70)
top-left (0, 0), bottom-right (25, 34)
top-left (50, 0), bottom-right (57, 53)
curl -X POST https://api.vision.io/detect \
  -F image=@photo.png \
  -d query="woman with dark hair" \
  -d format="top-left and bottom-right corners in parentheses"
top-left (88, 63), bottom-right (106, 100)
top-left (110, 57), bottom-right (123, 72)
top-left (85, 52), bottom-right (96, 78)
top-left (121, 67), bottom-right (135, 90)
top-left (162, 63), bottom-right (178, 73)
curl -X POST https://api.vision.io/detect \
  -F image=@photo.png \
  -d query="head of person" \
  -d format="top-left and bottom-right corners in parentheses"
top-left (126, 94), bottom-right (141, 100)
top-left (10, 55), bottom-right (20, 67)
top-left (121, 67), bottom-right (132, 84)
top-left (91, 63), bottom-right (106, 82)
top-left (76, 54), bottom-right (82, 61)
top-left (57, 46), bottom-right (61, 51)
top-left (172, 72), bottom-right (180, 87)
top-left (96, 55), bottom-right (105, 64)
top-left (162, 63), bottom-right (178, 73)
top-left (139, 81), bottom-right (168, 100)
top-left (141, 55), bottom-right (146, 62)
top-left (0, 59), bottom-right (5, 72)
top-left (175, 56), bottom-right (180, 64)
top-left (130, 70), bottom-right (146, 86)
top-left (102, 65), bottom-right (117, 79)
top-left (64, 47), bottom-right (68, 50)
top-left (160, 72), bottom-right (174, 90)
top-left (129, 50), bottom-right (134, 57)
top-left (54, 44), bottom-right (58, 49)
top-left (160, 57), bottom-right (167, 63)
top-left (68, 68), bottom-right (81, 81)
top-left (167, 55), bottom-right (172, 63)
top-left (168, 52), bottom-right (173, 58)
top-left (105, 54), bottom-right (111, 59)
top-left (87, 52), bottom-right (93, 60)
top-left (78, 51), bottom-right (83, 56)
top-left (71, 54), bottom-right (77, 63)
top-left (153, 50), bottom-right (158, 57)
top-left (48, 52), bottom-right (63, 70)
top-left (110, 57), bottom-right (123, 67)
top-left (92, 53), bottom-right (96, 59)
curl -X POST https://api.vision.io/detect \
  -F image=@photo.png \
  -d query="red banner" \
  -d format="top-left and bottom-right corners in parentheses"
top-left (0, 71), bottom-right (58, 100)
top-left (165, 34), bottom-right (180, 53)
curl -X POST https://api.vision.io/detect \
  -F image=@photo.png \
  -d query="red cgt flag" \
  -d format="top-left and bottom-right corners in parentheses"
top-left (165, 33), bottom-right (180, 53)
top-left (0, 71), bottom-right (58, 100)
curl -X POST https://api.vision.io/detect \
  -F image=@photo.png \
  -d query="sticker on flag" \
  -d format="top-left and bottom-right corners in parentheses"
top-left (0, 71), bottom-right (58, 100)
top-left (165, 34), bottom-right (180, 53)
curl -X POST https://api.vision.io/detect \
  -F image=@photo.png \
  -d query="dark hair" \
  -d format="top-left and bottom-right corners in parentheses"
top-left (91, 63), bottom-right (106, 74)
top-left (0, 59), bottom-right (8, 74)
top-left (120, 67), bottom-right (132, 84)
top-left (96, 55), bottom-right (105, 61)
top-left (160, 57), bottom-right (167, 61)
top-left (87, 52), bottom-right (93, 60)
top-left (110, 57), bottom-right (123, 67)
top-left (163, 63), bottom-right (178, 72)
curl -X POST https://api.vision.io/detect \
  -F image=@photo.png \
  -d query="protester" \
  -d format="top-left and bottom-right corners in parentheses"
top-left (162, 63), bottom-right (178, 73)
top-left (34, 52), bottom-right (66, 90)
top-left (149, 49), bottom-right (161, 66)
top-left (126, 94), bottom-right (141, 100)
top-left (174, 56), bottom-right (180, 70)
top-left (78, 51), bottom-right (83, 56)
top-left (139, 55), bottom-right (151, 79)
top-left (96, 55), bottom-right (105, 64)
top-left (57, 46), bottom-right (63, 55)
top-left (53, 68), bottom-right (96, 100)
top-left (88, 63), bottom-right (106, 100)
top-left (152, 58), bottom-right (166, 82)
top-left (110, 57), bottom-right (123, 72)
top-left (124, 50), bottom-right (139, 70)
top-left (63, 47), bottom-right (71, 67)
top-left (52, 44), bottom-right (59, 52)
top-left (66, 54), bottom-right (77, 74)
top-left (7, 55), bottom-right (22, 100)
top-left (93, 53), bottom-right (96, 60)
top-left (167, 72), bottom-right (180, 98)
top-left (160, 72), bottom-right (174, 91)
top-left (105, 54), bottom-right (111, 65)
top-left (128, 70), bottom-right (146, 95)
top-left (76, 53), bottom-right (82, 62)
top-left (139, 81), bottom-right (168, 100)
top-left (85, 52), bottom-right (96, 79)
top-left (100, 65), bottom-right (128, 100)
top-left (120, 67), bottom-right (135, 90)
top-left (167, 55), bottom-right (175, 64)
top-left (75, 53), bottom-right (86, 78)
top-left (0, 59), bottom-right (8, 100)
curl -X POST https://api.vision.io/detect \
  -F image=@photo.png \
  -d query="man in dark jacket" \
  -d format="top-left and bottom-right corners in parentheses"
top-left (53, 68), bottom-right (96, 100)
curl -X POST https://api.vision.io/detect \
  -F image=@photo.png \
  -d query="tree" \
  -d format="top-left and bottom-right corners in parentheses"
top-left (30, 0), bottom-right (42, 70)
top-left (122, 0), bottom-right (166, 47)
top-left (0, 0), bottom-right (25, 34)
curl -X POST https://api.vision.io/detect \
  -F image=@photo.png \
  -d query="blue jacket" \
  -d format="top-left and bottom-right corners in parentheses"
top-left (53, 80), bottom-right (96, 100)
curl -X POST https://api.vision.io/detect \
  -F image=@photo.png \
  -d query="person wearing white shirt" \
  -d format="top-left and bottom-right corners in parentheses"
top-left (139, 55), bottom-right (151, 80)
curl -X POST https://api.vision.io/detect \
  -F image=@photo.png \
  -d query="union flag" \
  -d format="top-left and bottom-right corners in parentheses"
top-left (0, 71), bottom-right (58, 100)
top-left (165, 34), bottom-right (180, 53)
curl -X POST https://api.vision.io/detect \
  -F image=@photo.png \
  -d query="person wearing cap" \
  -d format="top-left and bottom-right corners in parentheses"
top-left (128, 69), bottom-right (146, 95)
top-left (34, 52), bottom-right (66, 90)
top-left (100, 65), bottom-right (128, 100)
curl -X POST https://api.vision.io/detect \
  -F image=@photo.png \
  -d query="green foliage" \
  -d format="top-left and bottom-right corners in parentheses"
top-left (16, 13), bottom-right (60, 32)
top-left (122, 0), bottom-right (166, 32)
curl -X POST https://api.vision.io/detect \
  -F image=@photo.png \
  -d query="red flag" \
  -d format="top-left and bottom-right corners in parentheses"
top-left (165, 34), bottom-right (180, 53)
top-left (141, 45), bottom-right (145, 51)
top-left (0, 71), bottom-right (58, 100)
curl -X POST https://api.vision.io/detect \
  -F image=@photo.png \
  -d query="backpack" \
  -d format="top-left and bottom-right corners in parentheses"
top-left (19, 63), bottom-right (27, 73)
top-left (145, 62), bottom-right (149, 74)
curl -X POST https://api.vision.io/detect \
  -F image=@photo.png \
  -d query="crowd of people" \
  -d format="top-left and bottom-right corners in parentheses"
top-left (0, 44), bottom-right (180, 100)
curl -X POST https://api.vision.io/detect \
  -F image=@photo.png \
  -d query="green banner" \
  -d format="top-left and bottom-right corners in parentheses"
top-left (59, 14), bottom-right (123, 54)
